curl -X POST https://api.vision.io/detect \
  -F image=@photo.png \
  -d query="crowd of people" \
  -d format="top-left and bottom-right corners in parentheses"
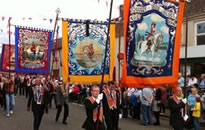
top-left (0, 73), bottom-right (205, 130)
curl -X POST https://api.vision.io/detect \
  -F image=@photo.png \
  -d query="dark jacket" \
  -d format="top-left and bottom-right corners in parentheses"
top-left (168, 97), bottom-right (185, 128)
top-left (82, 98), bottom-right (105, 130)
top-left (27, 85), bottom-right (47, 112)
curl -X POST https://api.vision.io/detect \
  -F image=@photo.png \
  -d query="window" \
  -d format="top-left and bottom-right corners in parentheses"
top-left (195, 21), bottom-right (205, 45)
top-left (181, 24), bottom-right (184, 46)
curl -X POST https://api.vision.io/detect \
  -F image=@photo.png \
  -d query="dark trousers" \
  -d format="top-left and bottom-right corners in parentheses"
top-left (193, 117), bottom-right (200, 130)
top-left (154, 111), bottom-right (160, 124)
top-left (49, 94), bottom-right (57, 108)
top-left (136, 103), bottom-right (141, 120)
top-left (19, 85), bottom-right (25, 96)
top-left (160, 104), bottom-right (165, 113)
top-left (173, 125), bottom-right (184, 130)
top-left (33, 107), bottom-right (44, 130)
top-left (25, 86), bottom-right (29, 98)
top-left (105, 109), bottom-right (119, 130)
top-left (55, 103), bottom-right (69, 122)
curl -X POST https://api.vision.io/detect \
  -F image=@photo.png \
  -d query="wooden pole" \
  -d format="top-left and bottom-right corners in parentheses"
top-left (97, 0), bottom-right (114, 130)
top-left (54, 26), bottom-right (59, 72)
top-left (184, 13), bottom-right (188, 97)
top-left (8, 17), bottom-right (12, 78)
top-left (51, 8), bottom-right (61, 76)
top-left (118, 18), bottom-right (122, 86)
top-left (100, 0), bottom-right (114, 86)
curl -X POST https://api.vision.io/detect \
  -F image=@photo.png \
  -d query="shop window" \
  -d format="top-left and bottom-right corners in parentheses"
top-left (195, 22), bottom-right (205, 45)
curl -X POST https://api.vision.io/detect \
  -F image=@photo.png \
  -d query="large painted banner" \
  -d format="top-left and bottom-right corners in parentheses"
top-left (122, 0), bottom-right (185, 88)
top-left (62, 20), bottom-right (115, 84)
top-left (15, 27), bottom-right (52, 73)
top-left (0, 44), bottom-right (15, 72)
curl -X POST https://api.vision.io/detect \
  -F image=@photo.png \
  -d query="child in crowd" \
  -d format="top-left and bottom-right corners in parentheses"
top-left (192, 97), bottom-right (201, 130)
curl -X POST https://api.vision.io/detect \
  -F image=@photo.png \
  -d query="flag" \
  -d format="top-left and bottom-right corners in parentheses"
top-left (62, 20), bottom-right (115, 83)
top-left (2, 17), bottom-right (5, 21)
top-left (7, 17), bottom-right (12, 27)
top-left (43, 18), bottom-right (47, 21)
top-left (121, 0), bottom-right (185, 88)
top-left (28, 18), bottom-right (32, 20)
top-left (15, 26), bottom-right (53, 73)
top-left (0, 44), bottom-right (15, 72)
top-left (106, 1), bottom-right (108, 7)
top-left (49, 19), bottom-right (53, 24)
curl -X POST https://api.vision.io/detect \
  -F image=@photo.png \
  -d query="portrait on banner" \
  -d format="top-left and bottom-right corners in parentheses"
top-left (122, 0), bottom-right (185, 87)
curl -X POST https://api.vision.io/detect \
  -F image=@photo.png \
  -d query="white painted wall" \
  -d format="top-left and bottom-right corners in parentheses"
top-left (180, 45), bottom-right (205, 59)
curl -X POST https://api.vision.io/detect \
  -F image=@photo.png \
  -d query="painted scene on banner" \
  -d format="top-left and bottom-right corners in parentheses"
top-left (127, 0), bottom-right (179, 77)
top-left (15, 27), bottom-right (52, 73)
top-left (0, 44), bottom-right (15, 71)
top-left (68, 21), bottom-right (110, 76)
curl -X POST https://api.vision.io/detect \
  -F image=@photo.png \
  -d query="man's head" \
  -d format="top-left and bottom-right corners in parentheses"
top-left (91, 85), bottom-right (100, 99)
top-left (108, 81), bottom-right (115, 90)
top-left (4, 76), bottom-right (9, 83)
top-left (35, 77), bottom-right (41, 86)
top-left (172, 86), bottom-right (182, 97)
top-left (191, 87), bottom-right (198, 95)
top-left (178, 73), bottom-right (182, 78)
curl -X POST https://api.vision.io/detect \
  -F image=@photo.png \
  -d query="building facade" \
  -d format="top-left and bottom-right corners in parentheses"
top-left (180, 0), bottom-right (205, 77)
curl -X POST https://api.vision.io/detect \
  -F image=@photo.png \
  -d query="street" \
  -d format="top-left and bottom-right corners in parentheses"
top-left (0, 95), bottom-right (175, 130)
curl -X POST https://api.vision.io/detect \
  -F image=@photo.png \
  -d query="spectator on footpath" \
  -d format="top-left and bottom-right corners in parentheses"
top-left (192, 97), bottom-right (201, 130)
top-left (153, 88), bottom-right (162, 126)
top-left (200, 92), bottom-right (205, 121)
top-left (188, 75), bottom-right (198, 87)
top-left (160, 87), bottom-right (167, 114)
top-left (135, 88), bottom-right (142, 120)
top-left (140, 87), bottom-right (153, 126)
top-left (0, 76), bottom-right (5, 109)
top-left (178, 73), bottom-right (184, 87)
top-left (168, 86), bottom-right (187, 130)
top-left (188, 88), bottom-right (200, 116)
top-left (4, 76), bottom-right (15, 117)
top-left (199, 74), bottom-right (205, 92)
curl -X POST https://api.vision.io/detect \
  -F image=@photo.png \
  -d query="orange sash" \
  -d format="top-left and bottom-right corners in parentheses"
top-left (103, 88), bottom-right (117, 109)
top-left (88, 97), bottom-right (103, 122)
top-left (172, 95), bottom-right (180, 104)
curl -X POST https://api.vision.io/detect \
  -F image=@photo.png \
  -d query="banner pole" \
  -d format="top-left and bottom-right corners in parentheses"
top-left (183, 0), bottom-right (191, 97)
top-left (100, 0), bottom-right (114, 86)
top-left (8, 18), bottom-right (11, 78)
top-left (51, 8), bottom-right (61, 76)
top-left (97, 0), bottom-right (114, 130)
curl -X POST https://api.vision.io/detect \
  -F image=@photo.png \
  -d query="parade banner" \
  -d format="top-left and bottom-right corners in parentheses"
top-left (62, 20), bottom-right (115, 84)
top-left (15, 27), bottom-right (52, 73)
top-left (0, 44), bottom-right (15, 72)
top-left (122, 0), bottom-right (185, 88)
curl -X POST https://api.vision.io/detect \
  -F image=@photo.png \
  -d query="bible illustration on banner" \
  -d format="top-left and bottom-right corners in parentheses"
top-left (62, 20), bottom-right (115, 83)
top-left (15, 27), bottom-right (52, 73)
top-left (0, 44), bottom-right (15, 72)
top-left (122, 0), bottom-right (185, 87)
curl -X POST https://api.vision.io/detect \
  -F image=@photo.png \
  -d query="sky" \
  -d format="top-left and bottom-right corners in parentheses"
top-left (0, 0), bottom-right (123, 52)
